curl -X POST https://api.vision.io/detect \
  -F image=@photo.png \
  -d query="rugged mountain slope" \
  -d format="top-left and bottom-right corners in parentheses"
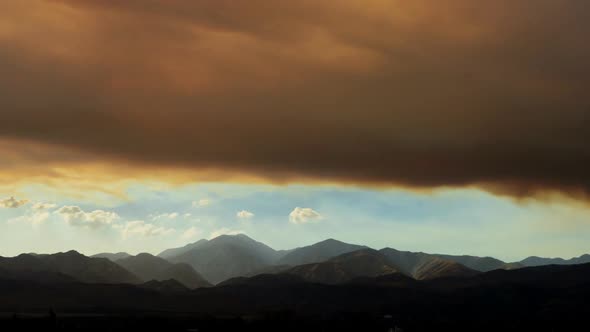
top-left (520, 254), bottom-right (590, 267)
top-left (277, 239), bottom-right (367, 266)
top-left (92, 252), bottom-right (131, 261)
top-left (286, 248), bottom-right (477, 283)
top-left (286, 249), bottom-right (401, 284)
top-left (435, 254), bottom-right (522, 272)
top-left (158, 239), bottom-right (209, 260)
top-left (274, 238), bottom-right (479, 280)
top-left (116, 253), bottom-right (211, 288)
top-left (0, 251), bottom-right (141, 284)
top-left (156, 236), bottom-right (511, 283)
top-left (379, 248), bottom-right (478, 280)
top-left (166, 234), bottom-right (281, 284)
top-left (412, 257), bottom-right (478, 280)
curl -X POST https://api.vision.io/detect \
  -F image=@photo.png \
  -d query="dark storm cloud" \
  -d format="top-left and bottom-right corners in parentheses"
top-left (0, 0), bottom-right (589, 198)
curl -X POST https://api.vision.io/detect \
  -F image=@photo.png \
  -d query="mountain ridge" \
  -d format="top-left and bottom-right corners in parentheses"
top-left (5, 235), bottom-right (587, 287)
top-left (520, 254), bottom-right (590, 267)
top-left (92, 252), bottom-right (131, 261)
top-left (0, 251), bottom-right (141, 284)
top-left (165, 234), bottom-right (283, 284)
top-left (116, 253), bottom-right (211, 288)
top-left (277, 238), bottom-right (367, 266)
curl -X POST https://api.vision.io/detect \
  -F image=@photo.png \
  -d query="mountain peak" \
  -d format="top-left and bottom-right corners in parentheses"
top-left (16, 253), bottom-right (38, 259)
top-left (224, 233), bottom-right (248, 238)
top-left (286, 249), bottom-right (400, 284)
top-left (317, 238), bottom-right (346, 245)
top-left (312, 239), bottom-right (367, 249)
top-left (211, 233), bottom-right (252, 242)
top-left (524, 256), bottom-right (542, 260)
top-left (208, 234), bottom-right (277, 251)
top-left (164, 234), bottom-right (279, 284)
top-left (61, 250), bottom-right (83, 257)
top-left (277, 239), bottom-right (367, 266)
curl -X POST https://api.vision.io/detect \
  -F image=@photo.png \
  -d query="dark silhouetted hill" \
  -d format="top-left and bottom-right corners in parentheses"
top-left (91, 252), bottom-right (131, 261)
top-left (218, 273), bottom-right (307, 287)
top-left (435, 253), bottom-right (523, 272)
top-left (116, 253), bottom-right (211, 288)
top-left (520, 254), bottom-right (590, 267)
top-left (379, 248), bottom-right (479, 280)
top-left (0, 251), bottom-right (141, 284)
top-left (286, 249), bottom-right (401, 284)
top-left (139, 279), bottom-right (189, 293)
top-left (1, 263), bottom-right (590, 330)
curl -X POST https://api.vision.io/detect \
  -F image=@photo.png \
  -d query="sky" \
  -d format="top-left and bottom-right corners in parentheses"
top-left (0, 0), bottom-right (589, 261)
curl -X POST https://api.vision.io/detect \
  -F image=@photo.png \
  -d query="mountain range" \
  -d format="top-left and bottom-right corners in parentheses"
top-left (520, 254), bottom-right (590, 267)
top-left (0, 250), bottom-right (140, 284)
top-left (162, 234), bottom-right (286, 284)
top-left (152, 235), bottom-right (542, 284)
top-left (1, 234), bottom-right (587, 288)
top-left (92, 252), bottom-right (131, 261)
top-left (2, 234), bottom-right (590, 330)
top-left (1, 259), bottom-right (589, 331)
top-left (115, 253), bottom-right (211, 288)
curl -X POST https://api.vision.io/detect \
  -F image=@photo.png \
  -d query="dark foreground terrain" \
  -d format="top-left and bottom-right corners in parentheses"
top-left (1, 263), bottom-right (589, 331)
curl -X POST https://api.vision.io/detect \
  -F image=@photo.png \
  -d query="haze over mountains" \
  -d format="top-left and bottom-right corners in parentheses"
top-left (92, 252), bottom-right (131, 261)
top-left (2, 234), bottom-right (590, 330)
top-left (0, 250), bottom-right (141, 284)
top-left (0, 234), bottom-right (583, 289)
top-left (116, 253), bottom-right (211, 289)
top-left (286, 249), bottom-right (401, 284)
top-left (1, 242), bottom-right (590, 331)
top-left (276, 239), bottom-right (366, 266)
top-left (162, 234), bottom-right (286, 284)
top-left (154, 235), bottom-right (538, 285)
top-left (378, 248), bottom-right (480, 280)
top-left (520, 254), bottom-right (590, 267)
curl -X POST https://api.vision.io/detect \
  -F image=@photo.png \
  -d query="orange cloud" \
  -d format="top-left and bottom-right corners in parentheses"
top-left (0, 0), bottom-right (589, 199)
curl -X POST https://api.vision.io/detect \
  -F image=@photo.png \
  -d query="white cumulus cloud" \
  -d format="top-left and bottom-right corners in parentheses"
top-left (236, 210), bottom-right (254, 219)
top-left (289, 207), bottom-right (322, 224)
top-left (0, 196), bottom-right (28, 208)
top-left (57, 206), bottom-right (119, 229)
top-left (32, 202), bottom-right (57, 210)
